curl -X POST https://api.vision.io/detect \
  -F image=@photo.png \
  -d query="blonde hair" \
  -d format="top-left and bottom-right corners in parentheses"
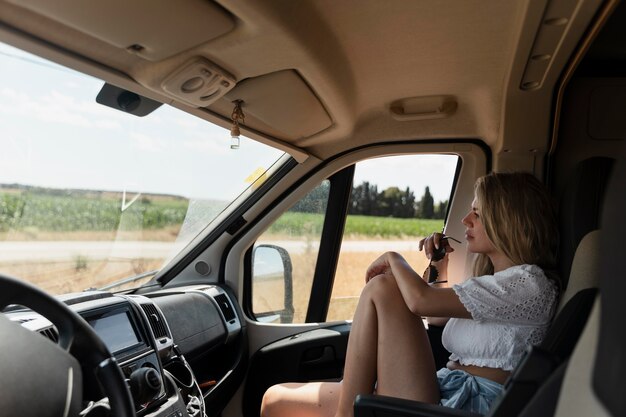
top-left (471, 172), bottom-right (559, 284)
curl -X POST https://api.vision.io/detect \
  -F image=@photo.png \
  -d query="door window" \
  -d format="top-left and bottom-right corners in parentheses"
top-left (252, 181), bottom-right (330, 323)
top-left (327, 154), bottom-right (459, 321)
top-left (250, 154), bottom-right (459, 323)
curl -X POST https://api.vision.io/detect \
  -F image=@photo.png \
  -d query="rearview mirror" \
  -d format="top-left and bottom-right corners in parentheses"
top-left (251, 244), bottom-right (294, 323)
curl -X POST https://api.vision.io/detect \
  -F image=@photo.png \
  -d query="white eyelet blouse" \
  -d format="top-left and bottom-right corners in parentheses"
top-left (441, 264), bottom-right (559, 371)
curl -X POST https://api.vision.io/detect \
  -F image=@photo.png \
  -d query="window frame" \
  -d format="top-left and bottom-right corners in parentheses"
top-left (304, 165), bottom-right (355, 322)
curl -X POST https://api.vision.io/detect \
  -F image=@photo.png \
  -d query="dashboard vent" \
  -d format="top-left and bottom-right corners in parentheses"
top-left (38, 327), bottom-right (59, 343)
top-left (214, 294), bottom-right (236, 322)
top-left (141, 304), bottom-right (168, 339)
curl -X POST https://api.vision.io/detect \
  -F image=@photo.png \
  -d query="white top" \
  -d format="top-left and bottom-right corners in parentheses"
top-left (442, 264), bottom-right (558, 371)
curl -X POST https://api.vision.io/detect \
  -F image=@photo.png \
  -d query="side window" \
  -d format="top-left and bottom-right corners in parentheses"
top-left (252, 181), bottom-right (330, 323)
top-left (250, 154), bottom-right (458, 324)
top-left (327, 154), bottom-right (459, 321)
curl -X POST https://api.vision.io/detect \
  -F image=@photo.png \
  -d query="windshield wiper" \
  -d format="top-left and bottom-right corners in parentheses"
top-left (97, 270), bottom-right (159, 292)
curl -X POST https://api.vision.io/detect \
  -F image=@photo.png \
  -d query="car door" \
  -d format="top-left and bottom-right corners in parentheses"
top-left (222, 143), bottom-right (488, 417)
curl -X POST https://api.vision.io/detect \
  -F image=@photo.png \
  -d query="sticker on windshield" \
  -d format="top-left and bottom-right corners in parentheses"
top-left (245, 167), bottom-right (268, 189)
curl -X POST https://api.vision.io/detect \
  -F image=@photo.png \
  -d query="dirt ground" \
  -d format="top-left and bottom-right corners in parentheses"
top-left (0, 258), bottom-right (162, 294)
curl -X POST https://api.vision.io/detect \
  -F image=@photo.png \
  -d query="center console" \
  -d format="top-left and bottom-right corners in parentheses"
top-left (128, 295), bottom-right (206, 417)
top-left (83, 303), bottom-right (167, 410)
top-left (42, 293), bottom-right (205, 417)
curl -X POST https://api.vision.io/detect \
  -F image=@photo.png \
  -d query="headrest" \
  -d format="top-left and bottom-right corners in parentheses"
top-left (593, 158), bottom-right (626, 416)
top-left (559, 157), bottom-right (614, 289)
top-left (557, 230), bottom-right (601, 312)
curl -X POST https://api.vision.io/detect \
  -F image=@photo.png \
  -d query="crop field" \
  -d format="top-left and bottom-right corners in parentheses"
top-left (1, 188), bottom-right (189, 236)
top-left (2, 188), bottom-right (443, 240)
top-left (269, 212), bottom-right (443, 239)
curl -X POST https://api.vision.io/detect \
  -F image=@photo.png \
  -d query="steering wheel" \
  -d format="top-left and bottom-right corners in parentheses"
top-left (0, 274), bottom-right (135, 417)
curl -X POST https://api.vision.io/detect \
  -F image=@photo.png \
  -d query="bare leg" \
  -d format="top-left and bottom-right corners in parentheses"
top-left (335, 273), bottom-right (439, 417)
top-left (261, 382), bottom-right (341, 417)
top-left (261, 274), bottom-right (439, 417)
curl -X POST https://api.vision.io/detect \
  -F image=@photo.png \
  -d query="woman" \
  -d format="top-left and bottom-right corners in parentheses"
top-left (261, 172), bottom-right (560, 417)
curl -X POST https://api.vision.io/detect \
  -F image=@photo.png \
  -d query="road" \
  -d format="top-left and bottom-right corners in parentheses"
top-left (0, 240), bottom-right (422, 262)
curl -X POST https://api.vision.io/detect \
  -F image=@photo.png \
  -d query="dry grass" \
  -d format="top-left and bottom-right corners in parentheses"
top-left (330, 251), bottom-right (428, 321)
top-left (0, 228), bottom-right (181, 242)
top-left (0, 258), bottom-right (163, 294)
top-left (0, 230), bottom-right (174, 293)
top-left (253, 247), bottom-right (430, 323)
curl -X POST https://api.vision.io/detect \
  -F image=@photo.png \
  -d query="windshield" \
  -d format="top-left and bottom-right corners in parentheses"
top-left (0, 43), bottom-right (286, 294)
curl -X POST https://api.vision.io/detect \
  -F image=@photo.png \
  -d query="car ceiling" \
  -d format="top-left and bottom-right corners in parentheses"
top-left (0, 0), bottom-right (607, 164)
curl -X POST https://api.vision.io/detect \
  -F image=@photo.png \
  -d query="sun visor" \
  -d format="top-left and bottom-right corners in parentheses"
top-left (213, 70), bottom-right (332, 141)
top-left (7, 0), bottom-right (235, 61)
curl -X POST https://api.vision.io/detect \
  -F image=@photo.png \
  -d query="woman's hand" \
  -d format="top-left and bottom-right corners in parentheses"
top-left (419, 232), bottom-right (455, 283)
top-left (418, 232), bottom-right (455, 260)
top-left (365, 252), bottom-right (393, 283)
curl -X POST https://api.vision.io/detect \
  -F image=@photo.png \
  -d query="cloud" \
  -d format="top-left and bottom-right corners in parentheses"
top-left (128, 132), bottom-right (167, 153)
top-left (0, 88), bottom-right (123, 130)
top-left (174, 116), bottom-right (201, 129)
top-left (182, 137), bottom-right (229, 155)
top-left (94, 119), bottom-right (121, 129)
top-left (64, 80), bottom-right (82, 90)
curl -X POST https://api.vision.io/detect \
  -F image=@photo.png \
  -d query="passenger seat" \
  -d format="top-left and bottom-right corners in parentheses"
top-left (519, 159), bottom-right (625, 417)
top-left (354, 158), bottom-right (615, 417)
top-left (481, 157), bottom-right (614, 416)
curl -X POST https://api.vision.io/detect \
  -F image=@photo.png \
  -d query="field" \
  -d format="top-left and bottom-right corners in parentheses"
top-left (2, 189), bottom-right (441, 239)
top-left (1, 188), bottom-right (189, 238)
top-left (270, 212), bottom-right (443, 239)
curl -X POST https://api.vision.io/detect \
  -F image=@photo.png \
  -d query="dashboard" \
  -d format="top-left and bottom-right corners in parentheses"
top-left (8, 284), bottom-right (245, 417)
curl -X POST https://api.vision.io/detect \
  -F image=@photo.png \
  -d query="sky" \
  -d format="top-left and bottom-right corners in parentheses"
top-left (353, 154), bottom-right (458, 202)
top-left (0, 43), bottom-right (458, 203)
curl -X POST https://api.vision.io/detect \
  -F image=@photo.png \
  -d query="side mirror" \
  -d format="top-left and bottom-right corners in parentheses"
top-left (251, 244), bottom-right (294, 323)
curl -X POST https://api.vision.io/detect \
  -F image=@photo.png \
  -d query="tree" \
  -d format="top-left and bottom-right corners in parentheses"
top-left (349, 181), bottom-right (379, 216)
top-left (381, 186), bottom-right (416, 218)
top-left (401, 187), bottom-right (416, 218)
top-left (291, 181), bottom-right (330, 213)
top-left (435, 199), bottom-right (449, 219)
top-left (348, 182), bottom-right (418, 218)
top-left (418, 186), bottom-right (435, 219)
top-left (380, 186), bottom-right (402, 217)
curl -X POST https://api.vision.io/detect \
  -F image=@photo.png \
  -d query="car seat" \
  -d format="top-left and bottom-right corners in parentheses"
top-left (516, 158), bottom-right (625, 417)
top-left (354, 233), bottom-right (604, 417)
top-left (558, 157), bottom-right (614, 289)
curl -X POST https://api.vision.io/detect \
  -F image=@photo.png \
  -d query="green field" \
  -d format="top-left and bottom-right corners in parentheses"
top-left (269, 212), bottom-right (443, 238)
top-left (0, 190), bottom-right (188, 232)
top-left (2, 189), bottom-right (443, 238)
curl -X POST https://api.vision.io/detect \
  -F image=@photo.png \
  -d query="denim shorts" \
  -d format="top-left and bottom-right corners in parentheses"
top-left (437, 368), bottom-right (504, 415)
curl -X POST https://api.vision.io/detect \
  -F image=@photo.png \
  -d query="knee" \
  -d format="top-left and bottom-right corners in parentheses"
top-left (260, 384), bottom-right (284, 417)
top-left (363, 273), bottom-right (401, 302)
